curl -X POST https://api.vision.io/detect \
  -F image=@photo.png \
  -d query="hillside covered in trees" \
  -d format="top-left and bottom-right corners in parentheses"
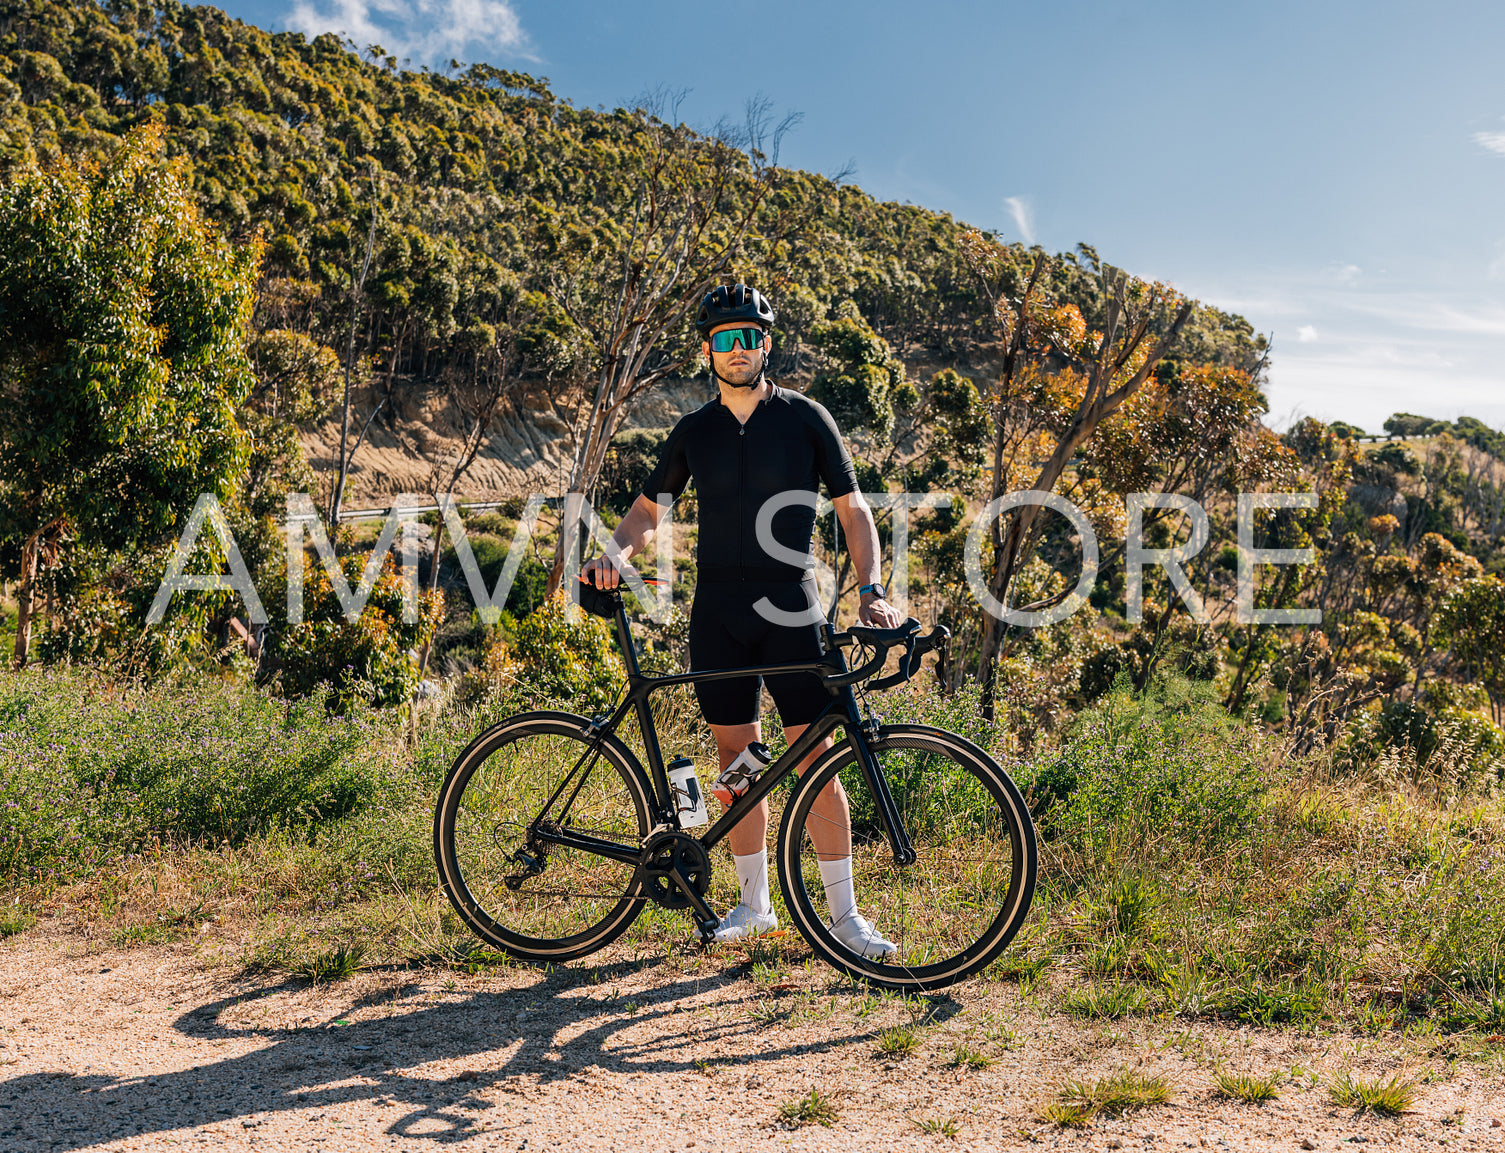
top-left (2, 0), bottom-right (1505, 785)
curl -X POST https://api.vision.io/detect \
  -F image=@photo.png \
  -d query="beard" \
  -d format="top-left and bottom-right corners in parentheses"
top-left (714, 351), bottom-right (764, 387)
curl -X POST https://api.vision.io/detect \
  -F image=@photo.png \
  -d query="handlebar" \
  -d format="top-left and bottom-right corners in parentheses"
top-left (577, 576), bottom-right (947, 694)
top-left (824, 617), bottom-right (949, 690)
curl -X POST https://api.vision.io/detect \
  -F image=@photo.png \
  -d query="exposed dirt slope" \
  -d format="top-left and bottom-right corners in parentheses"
top-left (301, 379), bottom-right (714, 506)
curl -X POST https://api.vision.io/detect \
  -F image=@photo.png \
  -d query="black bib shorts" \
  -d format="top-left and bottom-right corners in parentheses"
top-left (688, 573), bottom-right (830, 727)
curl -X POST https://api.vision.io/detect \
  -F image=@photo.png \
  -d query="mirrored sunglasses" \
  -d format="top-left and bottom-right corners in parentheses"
top-left (709, 327), bottom-right (766, 353)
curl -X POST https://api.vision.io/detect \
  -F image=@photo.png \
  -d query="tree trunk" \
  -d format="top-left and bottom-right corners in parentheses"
top-left (12, 518), bottom-right (61, 670)
top-left (329, 175), bottom-right (380, 530)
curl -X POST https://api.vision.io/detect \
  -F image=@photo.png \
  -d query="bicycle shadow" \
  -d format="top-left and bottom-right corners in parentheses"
top-left (2, 952), bottom-right (954, 1147)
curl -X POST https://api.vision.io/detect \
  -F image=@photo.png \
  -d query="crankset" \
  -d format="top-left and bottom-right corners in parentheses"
top-left (637, 829), bottom-right (718, 939)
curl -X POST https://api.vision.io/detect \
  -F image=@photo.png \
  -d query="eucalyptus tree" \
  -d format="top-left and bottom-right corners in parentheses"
top-left (538, 96), bottom-right (797, 592)
top-left (0, 124), bottom-right (258, 666)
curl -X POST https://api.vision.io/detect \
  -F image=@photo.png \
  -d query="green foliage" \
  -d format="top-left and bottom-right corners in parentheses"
top-left (1024, 675), bottom-right (1266, 855)
top-left (1059, 983), bottom-right (1149, 1019)
top-left (1437, 576), bottom-right (1505, 720)
top-left (1213, 1071), bottom-right (1281, 1103)
top-left (273, 553), bottom-right (443, 711)
top-left (507, 593), bottom-right (623, 713)
top-left (0, 124), bottom-right (257, 546)
top-left (0, 122), bottom-right (259, 662)
top-left (873, 1024), bottom-right (919, 1058)
top-left (0, 664), bottom-right (409, 883)
top-left (776, 1088), bottom-right (838, 1128)
top-left (807, 304), bottom-right (906, 441)
top-left (1383, 412), bottom-right (1437, 438)
top-left (292, 941), bottom-right (367, 983)
top-left (1056, 1069), bottom-right (1172, 1120)
top-left (1327, 1071), bottom-right (1419, 1117)
top-left (596, 429), bottom-right (670, 517)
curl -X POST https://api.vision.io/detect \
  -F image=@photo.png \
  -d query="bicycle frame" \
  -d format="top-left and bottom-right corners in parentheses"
top-left (534, 597), bottom-right (917, 879)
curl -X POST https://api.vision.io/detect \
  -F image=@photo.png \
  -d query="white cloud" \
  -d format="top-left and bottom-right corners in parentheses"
top-left (1475, 131), bottom-right (1505, 155)
top-left (1296, 324), bottom-right (1317, 342)
top-left (1488, 243), bottom-right (1505, 281)
top-left (1003, 196), bottom-right (1035, 245)
top-left (285, 0), bottom-right (529, 65)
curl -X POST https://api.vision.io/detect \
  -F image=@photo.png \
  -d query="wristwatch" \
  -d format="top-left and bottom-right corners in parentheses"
top-left (859, 583), bottom-right (887, 599)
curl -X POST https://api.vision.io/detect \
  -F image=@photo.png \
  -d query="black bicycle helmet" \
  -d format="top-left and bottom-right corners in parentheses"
top-left (695, 284), bottom-right (776, 338)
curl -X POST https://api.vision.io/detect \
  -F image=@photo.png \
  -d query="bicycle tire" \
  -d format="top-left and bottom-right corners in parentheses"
top-left (434, 711), bottom-right (652, 962)
top-left (776, 723), bottom-right (1037, 991)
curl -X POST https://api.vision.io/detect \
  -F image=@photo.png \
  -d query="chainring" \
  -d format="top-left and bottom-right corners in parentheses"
top-left (639, 829), bottom-right (713, 910)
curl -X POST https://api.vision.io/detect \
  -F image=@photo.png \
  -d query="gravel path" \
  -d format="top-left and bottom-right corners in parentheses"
top-left (3, 930), bottom-right (1504, 1152)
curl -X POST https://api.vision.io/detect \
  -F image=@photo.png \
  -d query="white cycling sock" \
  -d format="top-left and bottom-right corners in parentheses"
top-left (734, 850), bottom-right (773, 916)
top-left (817, 856), bottom-right (857, 927)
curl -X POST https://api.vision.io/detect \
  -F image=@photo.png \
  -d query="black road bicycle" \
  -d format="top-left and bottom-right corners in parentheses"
top-left (434, 583), bottom-right (1037, 991)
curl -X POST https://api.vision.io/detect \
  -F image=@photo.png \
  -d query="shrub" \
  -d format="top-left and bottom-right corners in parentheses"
top-left (596, 429), bottom-right (670, 517)
top-left (506, 593), bottom-right (623, 713)
top-left (1021, 674), bottom-right (1266, 856)
top-left (272, 553), bottom-right (442, 711)
top-left (0, 665), bottom-right (405, 882)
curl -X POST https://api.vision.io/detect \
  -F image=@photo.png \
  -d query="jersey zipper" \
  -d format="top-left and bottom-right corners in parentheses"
top-left (738, 423), bottom-right (746, 573)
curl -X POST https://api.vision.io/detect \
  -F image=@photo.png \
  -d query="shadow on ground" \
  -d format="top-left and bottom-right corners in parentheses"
top-left (2, 953), bottom-right (956, 1146)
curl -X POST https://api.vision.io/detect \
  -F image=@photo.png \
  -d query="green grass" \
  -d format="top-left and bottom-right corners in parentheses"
top-left (909, 1114), bottom-right (960, 1136)
top-left (777, 1088), bottom-right (838, 1128)
top-left (7, 661), bottom-right (1505, 1036)
top-left (874, 1025), bottom-right (919, 1058)
top-left (292, 942), bottom-right (367, 983)
top-left (1059, 983), bottom-right (1149, 1020)
top-left (1213, 1071), bottom-right (1281, 1103)
top-left (1057, 1069), bottom-right (1173, 1119)
top-left (109, 922), bottom-right (178, 947)
top-left (1224, 976), bottom-right (1325, 1026)
top-left (946, 1043), bottom-right (993, 1070)
top-left (1327, 1072), bottom-right (1420, 1117)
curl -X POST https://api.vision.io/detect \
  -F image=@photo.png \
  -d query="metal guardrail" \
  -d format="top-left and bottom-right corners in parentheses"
top-left (285, 499), bottom-right (517, 524)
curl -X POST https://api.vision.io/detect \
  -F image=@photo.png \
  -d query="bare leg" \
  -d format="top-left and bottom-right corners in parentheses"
top-left (710, 721), bottom-right (850, 862)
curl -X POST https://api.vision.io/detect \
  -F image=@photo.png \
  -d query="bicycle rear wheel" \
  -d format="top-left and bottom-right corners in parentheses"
top-left (434, 711), bottom-right (651, 962)
top-left (776, 724), bottom-right (1036, 990)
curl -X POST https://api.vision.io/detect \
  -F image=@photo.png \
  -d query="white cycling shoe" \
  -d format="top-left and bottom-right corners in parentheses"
top-left (713, 903), bottom-right (778, 943)
top-left (830, 914), bottom-right (897, 960)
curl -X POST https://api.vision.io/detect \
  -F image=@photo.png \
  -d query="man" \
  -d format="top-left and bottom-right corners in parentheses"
top-left (581, 284), bottom-right (902, 958)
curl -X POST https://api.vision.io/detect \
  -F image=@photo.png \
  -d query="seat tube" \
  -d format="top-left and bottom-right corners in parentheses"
top-left (848, 714), bottom-right (917, 868)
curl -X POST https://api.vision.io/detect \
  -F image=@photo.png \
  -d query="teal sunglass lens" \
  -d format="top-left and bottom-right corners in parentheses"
top-left (710, 328), bottom-right (763, 352)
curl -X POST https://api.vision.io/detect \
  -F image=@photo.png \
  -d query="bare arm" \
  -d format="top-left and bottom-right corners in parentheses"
top-left (833, 491), bottom-right (902, 627)
top-left (580, 493), bottom-right (664, 589)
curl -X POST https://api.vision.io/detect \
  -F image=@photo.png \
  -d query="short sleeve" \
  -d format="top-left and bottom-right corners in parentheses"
top-left (804, 398), bottom-right (859, 499)
top-left (641, 415), bottom-right (694, 503)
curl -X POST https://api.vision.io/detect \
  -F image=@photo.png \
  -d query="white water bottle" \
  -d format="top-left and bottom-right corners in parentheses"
top-left (712, 741), bottom-right (773, 806)
top-left (667, 757), bottom-right (709, 828)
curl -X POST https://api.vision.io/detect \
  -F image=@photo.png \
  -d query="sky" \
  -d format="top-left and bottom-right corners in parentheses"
top-left (222, 0), bottom-right (1505, 434)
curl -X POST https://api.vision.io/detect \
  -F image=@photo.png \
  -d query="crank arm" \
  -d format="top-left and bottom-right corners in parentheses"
top-left (669, 865), bottom-right (720, 940)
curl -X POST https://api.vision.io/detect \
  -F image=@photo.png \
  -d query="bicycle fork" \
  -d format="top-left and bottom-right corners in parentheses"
top-left (851, 730), bottom-right (917, 868)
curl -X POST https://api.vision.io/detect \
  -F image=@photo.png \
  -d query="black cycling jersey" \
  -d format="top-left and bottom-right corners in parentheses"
top-left (641, 385), bottom-right (859, 580)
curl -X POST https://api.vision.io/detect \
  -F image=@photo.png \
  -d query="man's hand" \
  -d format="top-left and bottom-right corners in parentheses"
top-left (580, 555), bottom-right (620, 590)
top-left (858, 593), bottom-right (902, 629)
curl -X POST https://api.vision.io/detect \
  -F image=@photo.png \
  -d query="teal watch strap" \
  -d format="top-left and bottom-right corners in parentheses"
top-left (859, 583), bottom-right (886, 598)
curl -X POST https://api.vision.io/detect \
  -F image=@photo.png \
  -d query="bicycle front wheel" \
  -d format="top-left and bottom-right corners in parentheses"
top-left (776, 724), bottom-right (1037, 990)
top-left (434, 711), bottom-right (652, 962)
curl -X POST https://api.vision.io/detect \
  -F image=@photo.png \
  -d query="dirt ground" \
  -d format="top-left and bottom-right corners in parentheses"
top-left (3, 926), bottom-right (1504, 1153)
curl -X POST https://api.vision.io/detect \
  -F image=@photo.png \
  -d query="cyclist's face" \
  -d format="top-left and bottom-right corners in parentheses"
top-left (705, 323), bottom-right (769, 386)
